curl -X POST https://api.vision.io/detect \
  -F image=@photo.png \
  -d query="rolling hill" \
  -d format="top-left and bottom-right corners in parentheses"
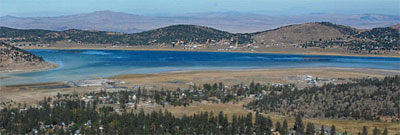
top-left (1, 11), bottom-right (399, 33)
top-left (252, 22), bottom-right (356, 45)
top-left (0, 22), bottom-right (398, 54)
top-left (0, 25), bottom-right (252, 45)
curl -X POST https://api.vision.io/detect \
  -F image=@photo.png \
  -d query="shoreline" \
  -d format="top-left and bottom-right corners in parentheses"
top-left (0, 62), bottom-right (58, 74)
top-left (21, 46), bottom-right (400, 58)
top-left (2, 67), bottom-right (399, 87)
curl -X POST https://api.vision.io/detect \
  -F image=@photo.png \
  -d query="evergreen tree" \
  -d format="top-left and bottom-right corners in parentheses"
top-left (275, 121), bottom-right (282, 133)
top-left (294, 115), bottom-right (305, 134)
top-left (232, 114), bottom-right (238, 134)
top-left (382, 128), bottom-right (388, 135)
top-left (330, 125), bottom-right (335, 135)
top-left (373, 127), bottom-right (380, 135)
top-left (362, 126), bottom-right (368, 135)
top-left (282, 119), bottom-right (289, 135)
top-left (305, 123), bottom-right (315, 135)
top-left (320, 125), bottom-right (325, 135)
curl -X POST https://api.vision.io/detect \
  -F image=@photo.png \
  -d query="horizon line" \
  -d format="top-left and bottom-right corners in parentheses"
top-left (1, 10), bottom-right (399, 18)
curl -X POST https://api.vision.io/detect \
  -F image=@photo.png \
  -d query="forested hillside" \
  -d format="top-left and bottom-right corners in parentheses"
top-left (246, 76), bottom-right (400, 121)
top-left (1, 22), bottom-right (399, 54)
top-left (0, 42), bottom-right (44, 63)
top-left (301, 26), bottom-right (400, 53)
top-left (0, 25), bottom-right (252, 45)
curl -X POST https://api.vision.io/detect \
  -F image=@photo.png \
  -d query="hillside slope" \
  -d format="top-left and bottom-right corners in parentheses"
top-left (0, 22), bottom-right (398, 54)
top-left (134, 25), bottom-right (252, 44)
top-left (0, 42), bottom-right (56, 72)
top-left (246, 76), bottom-right (400, 121)
top-left (391, 24), bottom-right (400, 31)
top-left (0, 25), bottom-right (252, 45)
top-left (252, 22), bottom-right (356, 45)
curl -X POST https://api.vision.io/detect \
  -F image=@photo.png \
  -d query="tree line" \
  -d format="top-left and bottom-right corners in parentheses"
top-left (246, 76), bottom-right (400, 121)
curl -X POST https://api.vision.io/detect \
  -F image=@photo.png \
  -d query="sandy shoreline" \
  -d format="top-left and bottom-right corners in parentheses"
top-left (1, 67), bottom-right (399, 103)
top-left (21, 46), bottom-right (400, 58)
top-left (110, 67), bottom-right (400, 89)
top-left (0, 62), bottom-right (58, 73)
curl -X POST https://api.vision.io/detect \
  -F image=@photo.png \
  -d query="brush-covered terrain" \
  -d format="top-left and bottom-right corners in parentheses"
top-left (1, 22), bottom-right (399, 54)
top-left (0, 42), bottom-right (56, 72)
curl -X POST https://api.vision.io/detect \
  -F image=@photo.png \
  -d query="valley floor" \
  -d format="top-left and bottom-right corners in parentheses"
top-left (1, 67), bottom-right (399, 134)
top-left (1, 67), bottom-right (398, 104)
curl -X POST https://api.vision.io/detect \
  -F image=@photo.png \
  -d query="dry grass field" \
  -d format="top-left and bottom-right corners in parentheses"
top-left (165, 100), bottom-right (400, 135)
top-left (112, 67), bottom-right (399, 90)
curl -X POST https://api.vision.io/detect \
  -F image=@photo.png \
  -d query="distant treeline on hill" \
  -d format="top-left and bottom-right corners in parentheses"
top-left (0, 25), bottom-right (253, 45)
top-left (1, 22), bottom-right (399, 54)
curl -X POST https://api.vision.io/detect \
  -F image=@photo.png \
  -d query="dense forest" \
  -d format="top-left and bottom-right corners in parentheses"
top-left (246, 76), bottom-right (400, 121)
top-left (0, 93), bottom-right (311, 134)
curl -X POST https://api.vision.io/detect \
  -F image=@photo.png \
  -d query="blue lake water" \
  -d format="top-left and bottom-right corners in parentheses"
top-left (0, 49), bottom-right (399, 86)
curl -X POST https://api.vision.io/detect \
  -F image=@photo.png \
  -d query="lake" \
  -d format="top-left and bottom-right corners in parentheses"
top-left (0, 49), bottom-right (399, 86)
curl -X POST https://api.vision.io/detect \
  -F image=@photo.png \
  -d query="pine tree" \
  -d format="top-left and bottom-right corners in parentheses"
top-left (362, 126), bottom-right (368, 135)
top-left (305, 123), bottom-right (315, 135)
top-left (294, 115), bottom-right (305, 134)
top-left (383, 128), bottom-right (388, 135)
top-left (320, 125), bottom-right (325, 135)
top-left (275, 122), bottom-right (282, 132)
top-left (330, 125), bottom-right (335, 135)
top-left (232, 114), bottom-right (238, 134)
top-left (282, 119), bottom-right (289, 135)
top-left (373, 127), bottom-right (380, 135)
top-left (245, 113), bottom-right (253, 135)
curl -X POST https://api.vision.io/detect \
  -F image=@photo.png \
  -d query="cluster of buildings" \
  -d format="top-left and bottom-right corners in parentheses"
top-left (287, 75), bottom-right (337, 85)
top-left (67, 79), bottom-right (125, 87)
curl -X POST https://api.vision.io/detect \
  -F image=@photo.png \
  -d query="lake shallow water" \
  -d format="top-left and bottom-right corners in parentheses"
top-left (0, 49), bottom-right (399, 86)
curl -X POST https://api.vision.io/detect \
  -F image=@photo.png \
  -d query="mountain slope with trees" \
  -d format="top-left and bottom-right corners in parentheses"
top-left (0, 25), bottom-right (252, 45)
top-left (0, 22), bottom-right (399, 54)
top-left (0, 42), bottom-right (56, 72)
top-left (246, 76), bottom-right (400, 122)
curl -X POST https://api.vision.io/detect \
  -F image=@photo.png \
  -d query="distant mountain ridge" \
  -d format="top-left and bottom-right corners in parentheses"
top-left (1, 11), bottom-right (399, 33)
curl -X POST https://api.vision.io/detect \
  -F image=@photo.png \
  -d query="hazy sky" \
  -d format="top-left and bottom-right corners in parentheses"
top-left (1, 0), bottom-right (399, 17)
